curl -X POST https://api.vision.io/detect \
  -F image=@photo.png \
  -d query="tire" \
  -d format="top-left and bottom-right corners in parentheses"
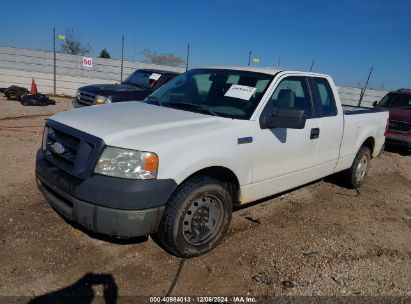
top-left (156, 175), bottom-right (232, 258)
top-left (344, 146), bottom-right (371, 189)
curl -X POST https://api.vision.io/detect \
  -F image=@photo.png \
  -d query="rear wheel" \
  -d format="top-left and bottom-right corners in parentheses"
top-left (344, 146), bottom-right (371, 189)
top-left (156, 176), bottom-right (232, 258)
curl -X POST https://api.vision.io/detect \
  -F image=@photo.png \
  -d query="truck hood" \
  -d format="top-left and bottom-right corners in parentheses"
top-left (49, 102), bottom-right (231, 150)
top-left (79, 83), bottom-right (144, 95)
top-left (386, 107), bottom-right (411, 122)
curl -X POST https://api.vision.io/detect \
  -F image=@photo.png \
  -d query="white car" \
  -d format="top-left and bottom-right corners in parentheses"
top-left (36, 67), bottom-right (389, 257)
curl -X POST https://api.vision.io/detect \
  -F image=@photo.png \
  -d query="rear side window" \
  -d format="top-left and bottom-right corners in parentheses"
top-left (312, 78), bottom-right (337, 117)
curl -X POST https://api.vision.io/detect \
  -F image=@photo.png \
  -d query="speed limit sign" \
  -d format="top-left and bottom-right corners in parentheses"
top-left (82, 57), bottom-right (93, 67)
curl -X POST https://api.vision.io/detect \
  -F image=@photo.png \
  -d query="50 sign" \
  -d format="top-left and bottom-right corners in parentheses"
top-left (82, 57), bottom-right (93, 68)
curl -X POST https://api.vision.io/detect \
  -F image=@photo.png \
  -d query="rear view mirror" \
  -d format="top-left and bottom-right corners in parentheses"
top-left (372, 101), bottom-right (378, 107)
top-left (260, 108), bottom-right (306, 129)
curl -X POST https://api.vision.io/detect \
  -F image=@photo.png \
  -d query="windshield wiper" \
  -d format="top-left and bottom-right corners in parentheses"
top-left (145, 95), bottom-right (163, 106)
top-left (122, 82), bottom-right (147, 89)
top-left (163, 102), bottom-right (218, 116)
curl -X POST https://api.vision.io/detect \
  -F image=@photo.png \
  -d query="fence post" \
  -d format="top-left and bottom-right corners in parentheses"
top-left (185, 44), bottom-right (190, 72)
top-left (358, 67), bottom-right (374, 107)
top-left (120, 35), bottom-right (124, 83)
top-left (53, 27), bottom-right (56, 95)
top-left (309, 59), bottom-right (315, 72)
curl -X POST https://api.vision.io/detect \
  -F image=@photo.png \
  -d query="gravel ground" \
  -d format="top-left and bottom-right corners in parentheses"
top-left (0, 95), bottom-right (410, 302)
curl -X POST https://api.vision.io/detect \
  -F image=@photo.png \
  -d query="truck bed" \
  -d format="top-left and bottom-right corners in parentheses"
top-left (342, 105), bottom-right (387, 115)
top-left (338, 105), bottom-right (388, 170)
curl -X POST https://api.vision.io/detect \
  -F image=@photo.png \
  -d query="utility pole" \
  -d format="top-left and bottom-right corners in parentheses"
top-left (309, 59), bottom-right (315, 72)
top-left (53, 27), bottom-right (56, 95)
top-left (248, 51), bottom-right (252, 66)
top-left (120, 35), bottom-right (124, 83)
top-left (185, 43), bottom-right (190, 71)
top-left (358, 67), bottom-right (374, 107)
top-left (277, 56), bottom-right (281, 68)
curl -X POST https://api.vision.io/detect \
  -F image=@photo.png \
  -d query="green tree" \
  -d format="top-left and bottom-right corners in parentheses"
top-left (99, 48), bottom-right (111, 59)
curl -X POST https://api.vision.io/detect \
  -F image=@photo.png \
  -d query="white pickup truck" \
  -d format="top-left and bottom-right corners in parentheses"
top-left (36, 67), bottom-right (388, 257)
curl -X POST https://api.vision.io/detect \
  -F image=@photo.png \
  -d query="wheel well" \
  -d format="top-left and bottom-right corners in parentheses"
top-left (182, 166), bottom-right (240, 206)
top-left (362, 137), bottom-right (375, 156)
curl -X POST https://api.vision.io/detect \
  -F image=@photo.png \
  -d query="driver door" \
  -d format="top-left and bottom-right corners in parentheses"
top-left (250, 76), bottom-right (325, 198)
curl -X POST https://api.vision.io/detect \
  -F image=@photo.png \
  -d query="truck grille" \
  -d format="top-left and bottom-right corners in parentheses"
top-left (388, 120), bottom-right (411, 134)
top-left (78, 91), bottom-right (96, 106)
top-left (44, 122), bottom-right (104, 179)
top-left (46, 127), bottom-right (79, 172)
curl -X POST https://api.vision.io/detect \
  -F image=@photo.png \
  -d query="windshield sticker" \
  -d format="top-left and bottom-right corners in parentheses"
top-left (224, 84), bottom-right (257, 101)
top-left (149, 73), bottom-right (162, 81)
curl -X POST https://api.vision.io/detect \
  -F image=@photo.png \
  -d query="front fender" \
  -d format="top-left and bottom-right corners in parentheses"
top-left (156, 144), bottom-right (250, 187)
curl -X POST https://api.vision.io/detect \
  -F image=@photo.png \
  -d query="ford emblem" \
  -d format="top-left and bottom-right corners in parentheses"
top-left (51, 142), bottom-right (65, 154)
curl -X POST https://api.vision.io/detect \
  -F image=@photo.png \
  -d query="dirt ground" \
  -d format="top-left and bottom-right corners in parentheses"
top-left (0, 95), bottom-right (410, 302)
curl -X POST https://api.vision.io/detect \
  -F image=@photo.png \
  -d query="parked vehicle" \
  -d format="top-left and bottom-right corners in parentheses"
top-left (36, 67), bottom-right (388, 257)
top-left (374, 89), bottom-right (411, 149)
top-left (72, 69), bottom-right (180, 108)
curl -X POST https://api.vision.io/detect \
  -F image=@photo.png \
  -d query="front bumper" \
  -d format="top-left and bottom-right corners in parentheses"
top-left (386, 133), bottom-right (411, 148)
top-left (72, 98), bottom-right (90, 108)
top-left (36, 151), bottom-right (177, 237)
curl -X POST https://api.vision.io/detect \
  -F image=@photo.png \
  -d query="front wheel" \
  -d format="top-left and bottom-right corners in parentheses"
top-left (344, 146), bottom-right (371, 189)
top-left (156, 176), bottom-right (232, 258)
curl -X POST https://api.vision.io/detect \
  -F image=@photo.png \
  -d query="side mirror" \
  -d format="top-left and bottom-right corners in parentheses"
top-left (372, 101), bottom-right (378, 107)
top-left (260, 108), bottom-right (306, 130)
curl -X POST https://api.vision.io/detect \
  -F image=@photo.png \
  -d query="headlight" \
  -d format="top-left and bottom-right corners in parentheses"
top-left (75, 90), bottom-right (80, 99)
top-left (95, 95), bottom-right (107, 104)
top-left (94, 147), bottom-right (158, 179)
top-left (105, 96), bottom-right (112, 104)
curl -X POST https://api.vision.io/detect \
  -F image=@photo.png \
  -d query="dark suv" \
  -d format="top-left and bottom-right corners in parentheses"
top-left (73, 69), bottom-right (180, 108)
top-left (374, 89), bottom-right (411, 149)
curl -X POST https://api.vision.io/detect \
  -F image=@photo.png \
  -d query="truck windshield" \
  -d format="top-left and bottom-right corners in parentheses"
top-left (378, 93), bottom-right (411, 110)
top-left (145, 69), bottom-right (274, 119)
top-left (122, 70), bottom-right (162, 89)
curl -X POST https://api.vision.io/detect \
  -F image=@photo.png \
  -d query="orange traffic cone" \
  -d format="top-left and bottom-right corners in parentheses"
top-left (30, 78), bottom-right (38, 95)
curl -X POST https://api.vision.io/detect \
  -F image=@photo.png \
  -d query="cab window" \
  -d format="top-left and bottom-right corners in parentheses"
top-left (264, 76), bottom-right (313, 117)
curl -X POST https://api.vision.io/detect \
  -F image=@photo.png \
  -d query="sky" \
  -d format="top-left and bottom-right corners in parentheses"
top-left (0, 0), bottom-right (410, 90)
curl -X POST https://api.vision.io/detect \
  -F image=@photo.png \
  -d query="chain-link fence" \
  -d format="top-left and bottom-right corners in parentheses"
top-left (0, 46), bottom-right (388, 106)
top-left (0, 46), bottom-right (184, 96)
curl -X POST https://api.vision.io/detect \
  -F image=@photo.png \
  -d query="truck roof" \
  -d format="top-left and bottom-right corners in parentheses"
top-left (138, 68), bottom-right (180, 75)
top-left (393, 88), bottom-right (411, 95)
top-left (206, 66), bottom-right (330, 78)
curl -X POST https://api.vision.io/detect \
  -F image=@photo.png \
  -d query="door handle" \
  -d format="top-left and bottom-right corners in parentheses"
top-left (238, 137), bottom-right (253, 144)
top-left (310, 128), bottom-right (320, 139)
